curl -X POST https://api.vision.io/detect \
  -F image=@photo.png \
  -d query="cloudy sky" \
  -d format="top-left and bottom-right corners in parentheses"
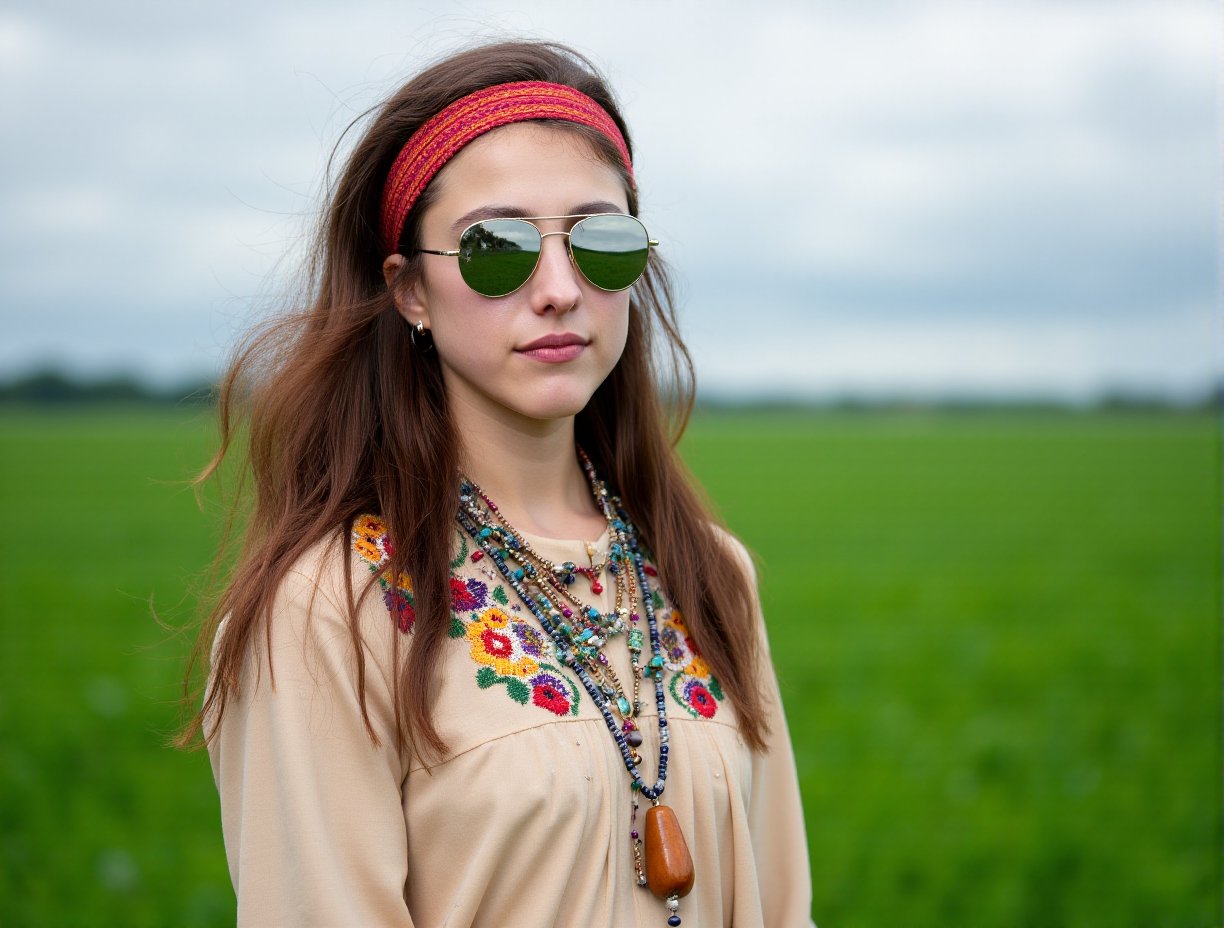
top-left (1, 0), bottom-right (1219, 399)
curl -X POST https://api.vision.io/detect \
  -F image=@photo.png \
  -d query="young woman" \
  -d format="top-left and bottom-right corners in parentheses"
top-left (185, 40), bottom-right (813, 927)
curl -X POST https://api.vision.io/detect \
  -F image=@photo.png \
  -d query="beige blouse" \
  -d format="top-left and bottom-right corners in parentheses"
top-left (208, 516), bottom-right (813, 927)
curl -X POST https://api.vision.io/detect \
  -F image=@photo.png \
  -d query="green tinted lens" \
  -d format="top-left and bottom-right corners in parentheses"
top-left (569, 215), bottom-right (650, 291)
top-left (458, 219), bottom-right (542, 297)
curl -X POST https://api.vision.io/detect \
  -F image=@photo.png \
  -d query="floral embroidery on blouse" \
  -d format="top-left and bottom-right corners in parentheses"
top-left (353, 514), bottom-right (416, 632)
top-left (352, 515), bottom-right (581, 717)
top-left (351, 514), bottom-right (722, 720)
top-left (645, 580), bottom-right (724, 720)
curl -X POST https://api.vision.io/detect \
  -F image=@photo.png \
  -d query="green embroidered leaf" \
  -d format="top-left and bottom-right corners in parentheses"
top-left (567, 676), bottom-right (581, 716)
top-left (652, 589), bottom-right (664, 610)
top-left (504, 677), bottom-right (530, 704)
top-left (449, 534), bottom-right (469, 570)
top-left (476, 666), bottom-right (498, 689)
top-left (448, 618), bottom-right (465, 639)
top-left (708, 675), bottom-right (724, 700)
top-left (492, 585), bottom-right (509, 606)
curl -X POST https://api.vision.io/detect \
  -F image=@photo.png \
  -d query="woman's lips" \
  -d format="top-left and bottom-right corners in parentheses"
top-left (516, 333), bottom-right (588, 363)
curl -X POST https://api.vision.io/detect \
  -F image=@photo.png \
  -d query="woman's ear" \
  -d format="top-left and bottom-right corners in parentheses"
top-left (382, 254), bottom-right (430, 328)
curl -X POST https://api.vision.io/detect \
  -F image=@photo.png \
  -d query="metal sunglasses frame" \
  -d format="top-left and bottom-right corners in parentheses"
top-left (415, 213), bottom-right (659, 296)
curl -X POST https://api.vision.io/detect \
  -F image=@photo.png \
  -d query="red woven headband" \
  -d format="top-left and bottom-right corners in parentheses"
top-left (379, 81), bottom-right (634, 255)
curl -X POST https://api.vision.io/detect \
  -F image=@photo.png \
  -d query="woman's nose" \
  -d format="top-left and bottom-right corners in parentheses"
top-left (527, 231), bottom-right (583, 314)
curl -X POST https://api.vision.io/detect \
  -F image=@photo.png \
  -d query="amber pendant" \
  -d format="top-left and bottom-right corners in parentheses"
top-left (643, 804), bottom-right (695, 899)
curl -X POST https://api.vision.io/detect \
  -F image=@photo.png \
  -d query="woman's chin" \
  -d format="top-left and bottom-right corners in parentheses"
top-left (511, 390), bottom-right (596, 423)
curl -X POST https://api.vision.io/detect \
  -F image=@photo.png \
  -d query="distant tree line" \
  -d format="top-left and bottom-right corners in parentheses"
top-left (0, 369), bottom-right (214, 406)
top-left (0, 367), bottom-right (1218, 411)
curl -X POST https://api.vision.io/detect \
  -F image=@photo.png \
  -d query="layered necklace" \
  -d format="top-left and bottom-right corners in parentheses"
top-left (456, 450), bottom-right (694, 927)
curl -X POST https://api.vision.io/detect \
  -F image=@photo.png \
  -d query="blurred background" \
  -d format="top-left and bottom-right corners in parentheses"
top-left (1, 1), bottom-right (1219, 925)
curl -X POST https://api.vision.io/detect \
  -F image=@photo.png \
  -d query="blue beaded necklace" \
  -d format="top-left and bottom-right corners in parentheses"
top-left (456, 451), bottom-right (693, 925)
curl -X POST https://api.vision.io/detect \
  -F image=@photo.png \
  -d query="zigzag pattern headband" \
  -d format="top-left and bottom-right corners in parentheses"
top-left (379, 81), bottom-right (635, 255)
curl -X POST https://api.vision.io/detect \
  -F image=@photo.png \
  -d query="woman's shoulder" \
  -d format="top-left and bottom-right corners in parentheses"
top-left (704, 523), bottom-right (758, 589)
top-left (251, 517), bottom-right (405, 659)
top-left (275, 523), bottom-right (365, 608)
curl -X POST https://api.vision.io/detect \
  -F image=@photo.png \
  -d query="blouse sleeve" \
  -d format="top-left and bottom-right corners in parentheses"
top-left (750, 646), bottom-right (817, 926)
top-left (731, 535), bottom-right (818, 927)
top-left (207, 544), bottom-right (415, 928)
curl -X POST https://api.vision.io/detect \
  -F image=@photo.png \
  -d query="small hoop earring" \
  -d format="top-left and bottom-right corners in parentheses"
top-left (409, 319), bottom-right (433, 352)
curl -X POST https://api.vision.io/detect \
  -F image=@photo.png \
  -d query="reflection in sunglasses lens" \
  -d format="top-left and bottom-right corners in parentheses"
top-left (571, 216), bottom-right (649, 291)
top-left (457, 215), bottom-right (650, 297)
top-left (460, 219), bottom-right (541, 297)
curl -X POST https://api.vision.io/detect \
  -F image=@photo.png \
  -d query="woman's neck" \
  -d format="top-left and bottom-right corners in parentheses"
top-left (452, 394), bottom-right (608, 542)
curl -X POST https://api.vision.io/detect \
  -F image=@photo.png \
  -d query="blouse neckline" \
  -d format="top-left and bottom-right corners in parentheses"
top-left (514, 523), bottom-right (612, 565)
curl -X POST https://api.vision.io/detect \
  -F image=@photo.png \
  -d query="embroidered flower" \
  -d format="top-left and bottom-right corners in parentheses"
top-left (529, 671), bottom-right (572, 716)
top-left (466, 606), bottom-right (538, 677)
top-left (513, 621), bottom-right (547, 658)
top-left (682, 679), bottom-right (717, 719)
top-left (354, 536), bottom-right (382, 565)
top-left (663, 609), bottom-right (710, 677)
top-left (479, 626), bottom-right (514, 660)
top-left (683, 653), bottom-right (711, 679)
top-left (354, 514), bottom-right (386, 541)
top-left (384, 588), bottom-right (415, 633)
top-left (450, 577), bottom-right (488, 613)
top-left (659, 620), bottom-right (691, 672)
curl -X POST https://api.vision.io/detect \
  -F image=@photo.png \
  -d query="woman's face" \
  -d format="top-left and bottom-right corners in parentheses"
top-left (393, 122), bottom-right (633, 430)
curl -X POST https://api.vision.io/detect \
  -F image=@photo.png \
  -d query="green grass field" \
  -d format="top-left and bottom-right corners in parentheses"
top-left (0, 407), bottom-right (1218, 926)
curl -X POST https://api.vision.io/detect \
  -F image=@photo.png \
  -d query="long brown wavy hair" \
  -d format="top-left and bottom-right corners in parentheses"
top-left (179, 39), bottom-right (769, 761)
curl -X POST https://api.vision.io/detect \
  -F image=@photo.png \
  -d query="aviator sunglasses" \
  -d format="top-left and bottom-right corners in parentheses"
top-left (415, 213), bottom-right (658, 298)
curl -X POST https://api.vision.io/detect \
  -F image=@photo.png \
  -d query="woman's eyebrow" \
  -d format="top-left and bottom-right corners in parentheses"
top-left (570, 200), bottom-right (625, 216)
top-left (448, 201), bottom-right (627, 235)
top-left (448, 205), bottom-right (526, 235)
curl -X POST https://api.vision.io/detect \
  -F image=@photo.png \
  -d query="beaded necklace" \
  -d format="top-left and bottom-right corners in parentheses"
top-left (456, 451), bottom-right (694, 926)
top-left (461, 478), bottom-right (643, 720)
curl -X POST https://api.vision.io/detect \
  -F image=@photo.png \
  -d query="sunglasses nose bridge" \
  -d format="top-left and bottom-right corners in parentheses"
top-left (534, 228), bottom-right (578, 270)
top-left (536, 229), bottom-right (572, 249)
top-left (527, 228), bottom-right (584, 301)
